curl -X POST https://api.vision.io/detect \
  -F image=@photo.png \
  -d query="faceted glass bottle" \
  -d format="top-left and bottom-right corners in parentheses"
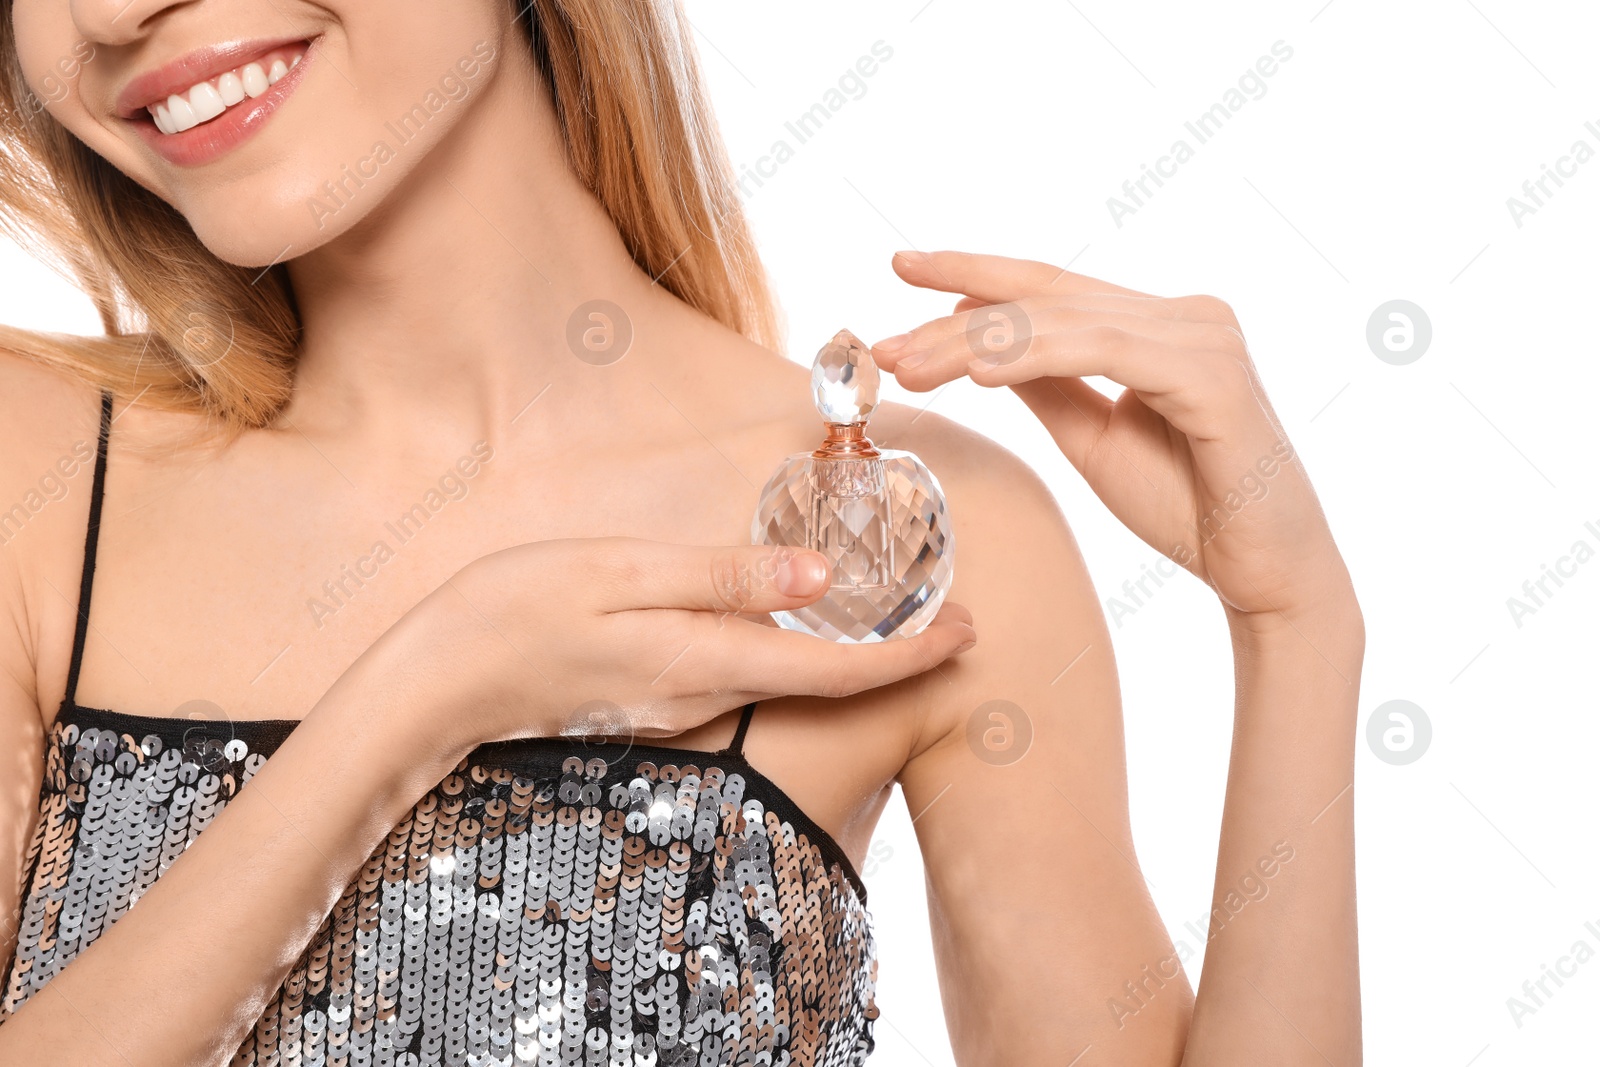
top-left (751, 329), bottom-right (956, 643)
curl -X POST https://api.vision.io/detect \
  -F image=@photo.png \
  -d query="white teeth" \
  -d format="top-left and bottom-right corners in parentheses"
top-left (216, 71), bottom-right (245, 106)
top-left (145, 51), bottom-right (302, 134)
top-left (241, 62), bottom-right (269, 98)
top-left (165, 93), bottom-right (196, 132)
top-left (188, 81), bottom-right (227, 123)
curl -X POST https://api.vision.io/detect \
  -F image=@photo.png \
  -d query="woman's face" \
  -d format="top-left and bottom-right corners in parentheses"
top-left (10, 0), bottom-right (519, 265)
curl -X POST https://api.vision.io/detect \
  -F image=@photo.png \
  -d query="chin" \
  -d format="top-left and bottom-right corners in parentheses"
top-left (179, 154), bottom-right (412, 268)
top-left (184, 212), bottom-right (318, 268)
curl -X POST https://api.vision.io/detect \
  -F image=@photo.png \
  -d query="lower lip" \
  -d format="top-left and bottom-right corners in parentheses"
top-left (130, 39), bottom-right (318, 167)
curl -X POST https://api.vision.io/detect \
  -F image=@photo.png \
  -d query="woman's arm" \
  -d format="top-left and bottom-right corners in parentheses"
top-left (1183, 602), bottom-right (1362, 1064)
top-left (0, 611), bottom-right (469, 1066)
top-left (891, 436), bottom-right (1194, 1063)
top-left (893, 453), bottom-right (1360, 1065)
top-left (875, 249), bottom-right (1363, 1064)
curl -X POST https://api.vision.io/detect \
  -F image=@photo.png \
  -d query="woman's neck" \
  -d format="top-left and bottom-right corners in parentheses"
top-left (278, 37), bottom-right (690, 448)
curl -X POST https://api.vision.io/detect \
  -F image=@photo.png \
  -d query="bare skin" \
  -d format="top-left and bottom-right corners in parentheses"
top-left (0, 0), bottom-right (1362, 1064)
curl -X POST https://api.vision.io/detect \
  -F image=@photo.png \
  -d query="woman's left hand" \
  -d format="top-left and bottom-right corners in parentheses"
top-left (870, 249), bottom-right (1353, 626)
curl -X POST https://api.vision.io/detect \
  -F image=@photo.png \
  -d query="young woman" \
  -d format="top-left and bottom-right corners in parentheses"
top-left (0, 1), bottom-right (1363, 1064)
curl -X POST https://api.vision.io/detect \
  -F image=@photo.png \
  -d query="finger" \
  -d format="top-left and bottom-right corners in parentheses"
top-left (889, 249), bottom-right (1153, 303)
top-left (873, 294), bottom-right (1056, 370)
top-left (871, 292), bottom-right (1199, 373)
top-left (592, 540), bottom-right (833, 615)
top-left (716, 601), bottom-right (978, 700)
top-left (704, 597), bottom-right (975, 639)
top-left (918, 318), bottom-right (1264, 450)
top-left (963, 319), bottom-right (1243, 399)
top-left (729, 610), bottom-right (783, 628)
top-left (883, 305), bottom-right (1215, 394)
top-left (991, 335), bottom-right (1281, 460)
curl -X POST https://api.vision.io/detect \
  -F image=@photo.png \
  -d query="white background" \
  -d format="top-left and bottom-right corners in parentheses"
top-left (4, 1), bottom-right (1597, 1063)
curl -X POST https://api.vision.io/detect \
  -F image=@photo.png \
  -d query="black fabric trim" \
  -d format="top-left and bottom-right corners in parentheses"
top-left (63, 390), bottom-right (113, 708)
top-left (53, 701), bottom-right (869, 902)
top-left (722, 700), bottom-right (756, 757)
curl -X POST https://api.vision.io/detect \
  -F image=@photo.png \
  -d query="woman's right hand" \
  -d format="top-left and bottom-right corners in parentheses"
top-left (376, 537), bottom-right (976, 754)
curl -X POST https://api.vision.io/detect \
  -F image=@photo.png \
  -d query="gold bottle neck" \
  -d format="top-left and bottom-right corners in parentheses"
top-left (812, 422), bottom-right (880, 459)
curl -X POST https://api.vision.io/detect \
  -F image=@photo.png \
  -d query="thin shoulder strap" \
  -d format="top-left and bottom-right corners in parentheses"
top-left (64, 390), bottom-right (113, 707)
top-left (723, 701), bottom-right (757, 757)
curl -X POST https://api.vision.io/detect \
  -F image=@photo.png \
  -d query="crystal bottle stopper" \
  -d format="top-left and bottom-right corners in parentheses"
top-left (811, 330), bottom-right (881, 458)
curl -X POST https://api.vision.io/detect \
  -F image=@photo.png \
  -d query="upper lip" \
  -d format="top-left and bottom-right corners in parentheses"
top-left (115, 35), bottom-right (310, 119)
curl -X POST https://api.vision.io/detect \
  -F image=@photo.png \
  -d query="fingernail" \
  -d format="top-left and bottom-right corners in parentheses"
top-left (898, 351), bottom-right (929, 370)
top-left (893, 250), bottom-right (929, 264)
top-left (953, 638), bottom-right (977, 654)
top-left (874, 333), bottom-right (911, 353)
top-left (777, 551), bottom-right (827, 595)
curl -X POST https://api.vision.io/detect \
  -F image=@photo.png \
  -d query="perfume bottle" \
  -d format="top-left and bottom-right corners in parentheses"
top-left (751, 329), bottom-right (955, 643)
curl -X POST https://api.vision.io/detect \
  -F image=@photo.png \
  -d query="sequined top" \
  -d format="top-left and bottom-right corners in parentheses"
top-left (1, 391), bottom-right (880, 1066)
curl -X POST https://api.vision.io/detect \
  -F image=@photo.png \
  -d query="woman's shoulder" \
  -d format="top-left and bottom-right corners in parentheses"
top-left (0, 343), bottom-right (217, 467)
top-left (867, 400), bottom-right (1111, 763)
top-left (0, 349), bottom-right (114, 714)
top-left (0, 349), bottom-right (108, 518)
top-left (871, 398), bottom-right (1066, 522)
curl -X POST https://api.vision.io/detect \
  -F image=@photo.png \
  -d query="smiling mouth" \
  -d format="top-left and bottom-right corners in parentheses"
top-left (140, 41), bottom-right (311, 135)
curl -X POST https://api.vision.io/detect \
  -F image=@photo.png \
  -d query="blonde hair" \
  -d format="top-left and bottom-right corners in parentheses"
top-left (0, 0), bottom-right (778, 437)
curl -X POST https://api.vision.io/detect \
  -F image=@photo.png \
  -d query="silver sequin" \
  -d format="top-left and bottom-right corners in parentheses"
top-left (2, 710), bottom-right (879, 1066)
